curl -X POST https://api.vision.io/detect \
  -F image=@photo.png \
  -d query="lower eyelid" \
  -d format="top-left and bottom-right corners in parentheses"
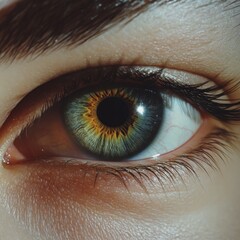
top-left (3, 160), bottom-right (198, 222)
top-left (4, 125), bottom-right (232, 219)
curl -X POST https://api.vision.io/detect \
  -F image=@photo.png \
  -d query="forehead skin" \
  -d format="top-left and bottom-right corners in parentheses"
top-left (0, 0), bottom-right (239, 240)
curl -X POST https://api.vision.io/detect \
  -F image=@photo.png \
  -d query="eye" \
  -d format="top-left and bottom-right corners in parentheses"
top-left (10, 82), bottom-right (201, 162)
top-left (3, 66), bottom-right (202, 163)
top-left (1, 66), bottom-right (239, 190)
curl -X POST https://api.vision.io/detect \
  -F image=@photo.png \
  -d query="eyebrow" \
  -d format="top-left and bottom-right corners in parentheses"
top-left (0, 0), bottom-right (236, 62)
top-left (0, 0), bottom-right (161, 61)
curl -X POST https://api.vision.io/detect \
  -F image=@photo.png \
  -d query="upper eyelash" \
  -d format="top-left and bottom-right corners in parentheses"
top-left (43, 66), bottom-right (240, 124)
top-left (116, 67), bottom-right (240, 122)
top-left (159, 80), bottom-right (240, 122)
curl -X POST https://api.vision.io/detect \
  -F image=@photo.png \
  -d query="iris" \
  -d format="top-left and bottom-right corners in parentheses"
top-left (63, 86), bottom-right (163, 160)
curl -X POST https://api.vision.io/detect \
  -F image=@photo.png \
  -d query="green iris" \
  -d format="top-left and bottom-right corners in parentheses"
top-left (63, 86), bottom-right (163, 160)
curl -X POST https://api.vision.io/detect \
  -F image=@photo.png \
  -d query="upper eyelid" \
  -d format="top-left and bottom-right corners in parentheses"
top-left (0, 65), bottom-right (238, 127)
top-left (1, 65), bottom-right (239, 120)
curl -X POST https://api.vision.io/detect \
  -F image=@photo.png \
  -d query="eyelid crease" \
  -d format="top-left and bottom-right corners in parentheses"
top-left (0, 66), bottom-right (240, 164)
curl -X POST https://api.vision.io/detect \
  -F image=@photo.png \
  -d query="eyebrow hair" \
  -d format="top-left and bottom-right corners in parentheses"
top-left (0, 0), bottom-right (237, 62)
top-left (0, 0), bottom-right (161, 61)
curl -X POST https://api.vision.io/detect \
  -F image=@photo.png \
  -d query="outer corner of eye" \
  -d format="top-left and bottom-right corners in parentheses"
top-left (1, 65), bottom-right (220, 171)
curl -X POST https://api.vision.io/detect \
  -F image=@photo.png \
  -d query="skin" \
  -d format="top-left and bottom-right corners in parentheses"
top-left (0, 0), bottom-right (239, 239)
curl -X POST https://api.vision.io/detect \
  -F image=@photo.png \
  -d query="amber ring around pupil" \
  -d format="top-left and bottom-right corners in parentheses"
top-left (97, 97), bottom-right (131, 128)
top-left (63, 86), bottom-right (164, 160)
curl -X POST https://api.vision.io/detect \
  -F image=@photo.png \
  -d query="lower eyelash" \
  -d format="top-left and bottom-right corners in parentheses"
top-left (105, 128), bottom-right (235, 192)
top-left (42, 127), bottom-right (235, 193)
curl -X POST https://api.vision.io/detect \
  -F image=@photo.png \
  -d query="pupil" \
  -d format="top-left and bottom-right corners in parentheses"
top-left (97, 97), bottom-right (131, 127)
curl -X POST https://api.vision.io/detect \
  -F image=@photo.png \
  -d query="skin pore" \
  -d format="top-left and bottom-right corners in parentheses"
top-left (0, 0), bottom-right (239, 239)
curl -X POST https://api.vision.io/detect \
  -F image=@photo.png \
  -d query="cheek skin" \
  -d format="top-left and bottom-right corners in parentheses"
top-left (1, 146), bottom-right (240, 240)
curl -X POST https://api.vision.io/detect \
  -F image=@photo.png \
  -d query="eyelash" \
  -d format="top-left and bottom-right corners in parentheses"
top-left (3, 66), bottom-right (240, 191)
top-left (35, 66), bottom-right (240, 124)
top-left (40, 127), bottom-right (235, 193)
top-left (91, 128), bottom-right (236, 192)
